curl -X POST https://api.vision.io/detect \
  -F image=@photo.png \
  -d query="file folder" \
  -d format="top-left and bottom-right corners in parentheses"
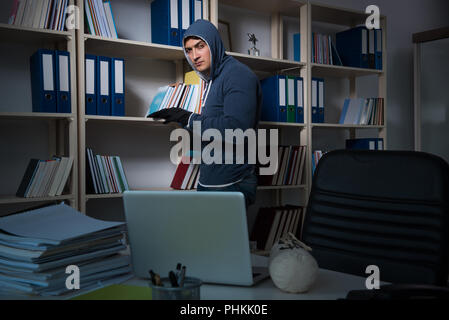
top-left (85, 54), bottom-right (97, 115)
top-left (111, 57), bottom-right (125, 116)
top-left (336, 26), bottom-right (369, 68)
top-left (346, 138), bottom-right (384, 150)
top-left (295, 77), bottom-right (304, 124)
top-left (260, 75), bottom-right (287, 123)
top-left (317, 78), bottom-right (325, 123)
top-left (293, 33), bottom-right (301, 62)
top-left (368, 29), bottom-right (375, 69)
top-left (97, 56), bottom-right (111, 116)
top-left (286, 76), bottom-right (296, 123)
top-left (190, 0), bottom-right (203, 23)
top-left (311, 78), bottom-right (319, 123)
top-left (151, 0), bottom-right (180, 47)
top-left (180, 0), bottom-right (190, 43)
top-left (30, 49), bottom-right (57, 113)
top-left (375, 29), bottom-right (383, 70)
top-left (55, 51), bottom-right (71, 113)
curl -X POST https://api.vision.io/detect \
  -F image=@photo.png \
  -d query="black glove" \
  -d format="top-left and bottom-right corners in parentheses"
top-left (149, 108), bottom-right (192, 127)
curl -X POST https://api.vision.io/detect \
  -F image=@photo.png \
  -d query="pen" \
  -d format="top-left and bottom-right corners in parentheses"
top-left (179, 266), bottom-right (186, 287)
top-left (169, 270), bottom-right (179, 287)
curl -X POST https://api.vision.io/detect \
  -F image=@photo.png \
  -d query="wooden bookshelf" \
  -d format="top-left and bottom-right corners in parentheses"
top-left (0, 0), bottom-right (78, 212)
top-left (71, 0), bottom-right (387, 214)
top-left (0, 194), bottom-right (75, 205)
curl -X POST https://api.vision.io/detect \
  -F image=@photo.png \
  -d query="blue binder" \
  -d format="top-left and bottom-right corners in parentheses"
top-left (260, 75), bottom-right (287, 123)
top-left (295, 77), bottom-right (304, 123)
top-left (317, 78), bottom-right (325, 123)
top-left (151, 0), bottom-right (180, 47)
top-left (336, 26), bottom-right (369, 68)
top-left (111, 57), bottom-right (125, 116)
top-left (293, 33), bottom-right (301, 62)
top-left (190, 0), bottom-right (203, 24)
top-left (346, 138), bottom-right (384, 150)
top-left (85, 54), bottom-right (97, 115)
top-left (30, 49), bottom-right (57, 113)
top-left (311, 78), bottom-right (319, 123)
top-left (375, 29), bottom-right (383, 70)
top-left (54, 50), bottom-right (71, 113)
top-left (97, 56), bottom-right (111, 116)
top-left (179, 0), bottom-right (191, 44)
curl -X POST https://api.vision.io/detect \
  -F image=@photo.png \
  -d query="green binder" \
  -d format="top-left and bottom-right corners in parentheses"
top-left (72, 284), bottom-right (152, 300)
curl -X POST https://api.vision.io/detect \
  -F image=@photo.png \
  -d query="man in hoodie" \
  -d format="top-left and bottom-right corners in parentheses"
top-left (149, 20), bottom-right (262, 208)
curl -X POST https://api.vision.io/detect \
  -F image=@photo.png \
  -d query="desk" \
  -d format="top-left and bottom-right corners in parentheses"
top-left (124, 268), bottom-right (372, 300)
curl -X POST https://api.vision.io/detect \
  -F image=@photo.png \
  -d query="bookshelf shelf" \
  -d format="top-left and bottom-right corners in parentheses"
top-left (219, 0), bottom-right (305, 17)
top-left (311, 63), bottom-right (384, 78)
top-left (0, 112), bottom-right (75, 120)
top-left (0, 23), bottom-right (72, 44)
top-left (228, 52), bottom-right (306, 73)
top-left (259, 121), bottom-right (306, 128)
top-left (84, 34), bottom-right (185, 60)
top-left (84, 115), bottom-right (175, 126)
top-left (311, 124), bottom-right (385, 129)
top-left (0, 194), bottom-right (75, 205)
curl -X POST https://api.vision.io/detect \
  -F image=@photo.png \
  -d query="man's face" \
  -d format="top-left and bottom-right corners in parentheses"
top-left (184, 38), bottom-right (211, 76)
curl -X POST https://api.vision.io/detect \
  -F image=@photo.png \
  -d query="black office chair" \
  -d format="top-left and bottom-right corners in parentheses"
top-left (301, 150), bottom-right (449, 287)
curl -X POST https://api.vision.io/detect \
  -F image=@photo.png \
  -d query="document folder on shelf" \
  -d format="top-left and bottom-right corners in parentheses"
top-left (97, 56), bottom-right (111, 116)
top-left (295, 77), bottom-right (304, 124)
top-left (55, 50), bottom-right (71, 113)
top-left (151, 0), bottom-right (180, 47)
top-left (180, 0), bottom-right (190, 43)
top-left (111, 57), bottom-right (125, 116)
top-left (85, 54), bottom-right (97, 115)
top-left (30, 49), bottom-right (57, 113)
top-left (191, 0), bottom-right (203, 23)
top-left (286, 76), bottom-right (296, 123)
top-left (260, 75), bottom-right (287, 123)
top-left (375, 29), bottom-right (383, 70)
top-left (317, 78), bottom-right (325, 123)
top-left (311, 78), bottom-right (319, 123)
top-left (336, 26), bottom-right (369, 68)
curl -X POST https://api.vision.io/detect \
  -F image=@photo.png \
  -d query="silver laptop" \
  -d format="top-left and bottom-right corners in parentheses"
top-left (123, 190), bottom-right (268, 286)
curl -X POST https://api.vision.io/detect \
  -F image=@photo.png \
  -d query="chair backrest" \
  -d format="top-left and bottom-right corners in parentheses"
top-left (302, 150), bottom-right (449, 286)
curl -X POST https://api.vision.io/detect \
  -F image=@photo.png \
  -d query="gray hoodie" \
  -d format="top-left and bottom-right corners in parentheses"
top-left (183, 20), bottom-right (262, 187)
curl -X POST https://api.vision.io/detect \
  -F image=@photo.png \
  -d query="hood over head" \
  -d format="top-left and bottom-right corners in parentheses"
top-left (182, 19), bottom-right (226, 81)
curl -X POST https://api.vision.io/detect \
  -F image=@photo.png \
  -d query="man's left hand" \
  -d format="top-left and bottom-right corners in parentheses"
top-left (148, 108), bottom-right (192, 127)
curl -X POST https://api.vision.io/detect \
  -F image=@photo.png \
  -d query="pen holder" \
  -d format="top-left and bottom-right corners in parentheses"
top-left (149, 277), bottom-right (202, 300)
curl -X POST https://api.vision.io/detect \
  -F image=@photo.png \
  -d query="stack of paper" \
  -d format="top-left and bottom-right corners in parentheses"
top-left (0, 203), bottom-right (131, 297)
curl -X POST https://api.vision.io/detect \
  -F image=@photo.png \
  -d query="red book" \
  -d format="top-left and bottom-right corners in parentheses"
top-left (170, 156), bottom-right (191, 189)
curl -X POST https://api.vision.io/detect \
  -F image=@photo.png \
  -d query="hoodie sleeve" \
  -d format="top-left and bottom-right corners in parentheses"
top-left (187, 66), bottom-right (259, 135)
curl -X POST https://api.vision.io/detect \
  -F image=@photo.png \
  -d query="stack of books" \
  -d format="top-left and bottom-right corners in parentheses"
top-left (0, 203), bottom-right (131, 297)
top-left (258, 146), bottom-right (306, 187)
top-left (86, 148), bottom-right (129, 195)
top-left (16, 157), bottom-right (74, 198)
top-left (170, 155), bottom-right (200, 190)
top-left (8, 0), bottom-right (70, 31)
top-left (339, 98), bottom-right (384, 125)
top-left (312, 32), bottom-right (343, 65)
top-left (250, 205), bottom-right (304, 252)
top-left (146, 80), bottom-right (207, 117)
top-left (84, 0), bottom-right (118, 38)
